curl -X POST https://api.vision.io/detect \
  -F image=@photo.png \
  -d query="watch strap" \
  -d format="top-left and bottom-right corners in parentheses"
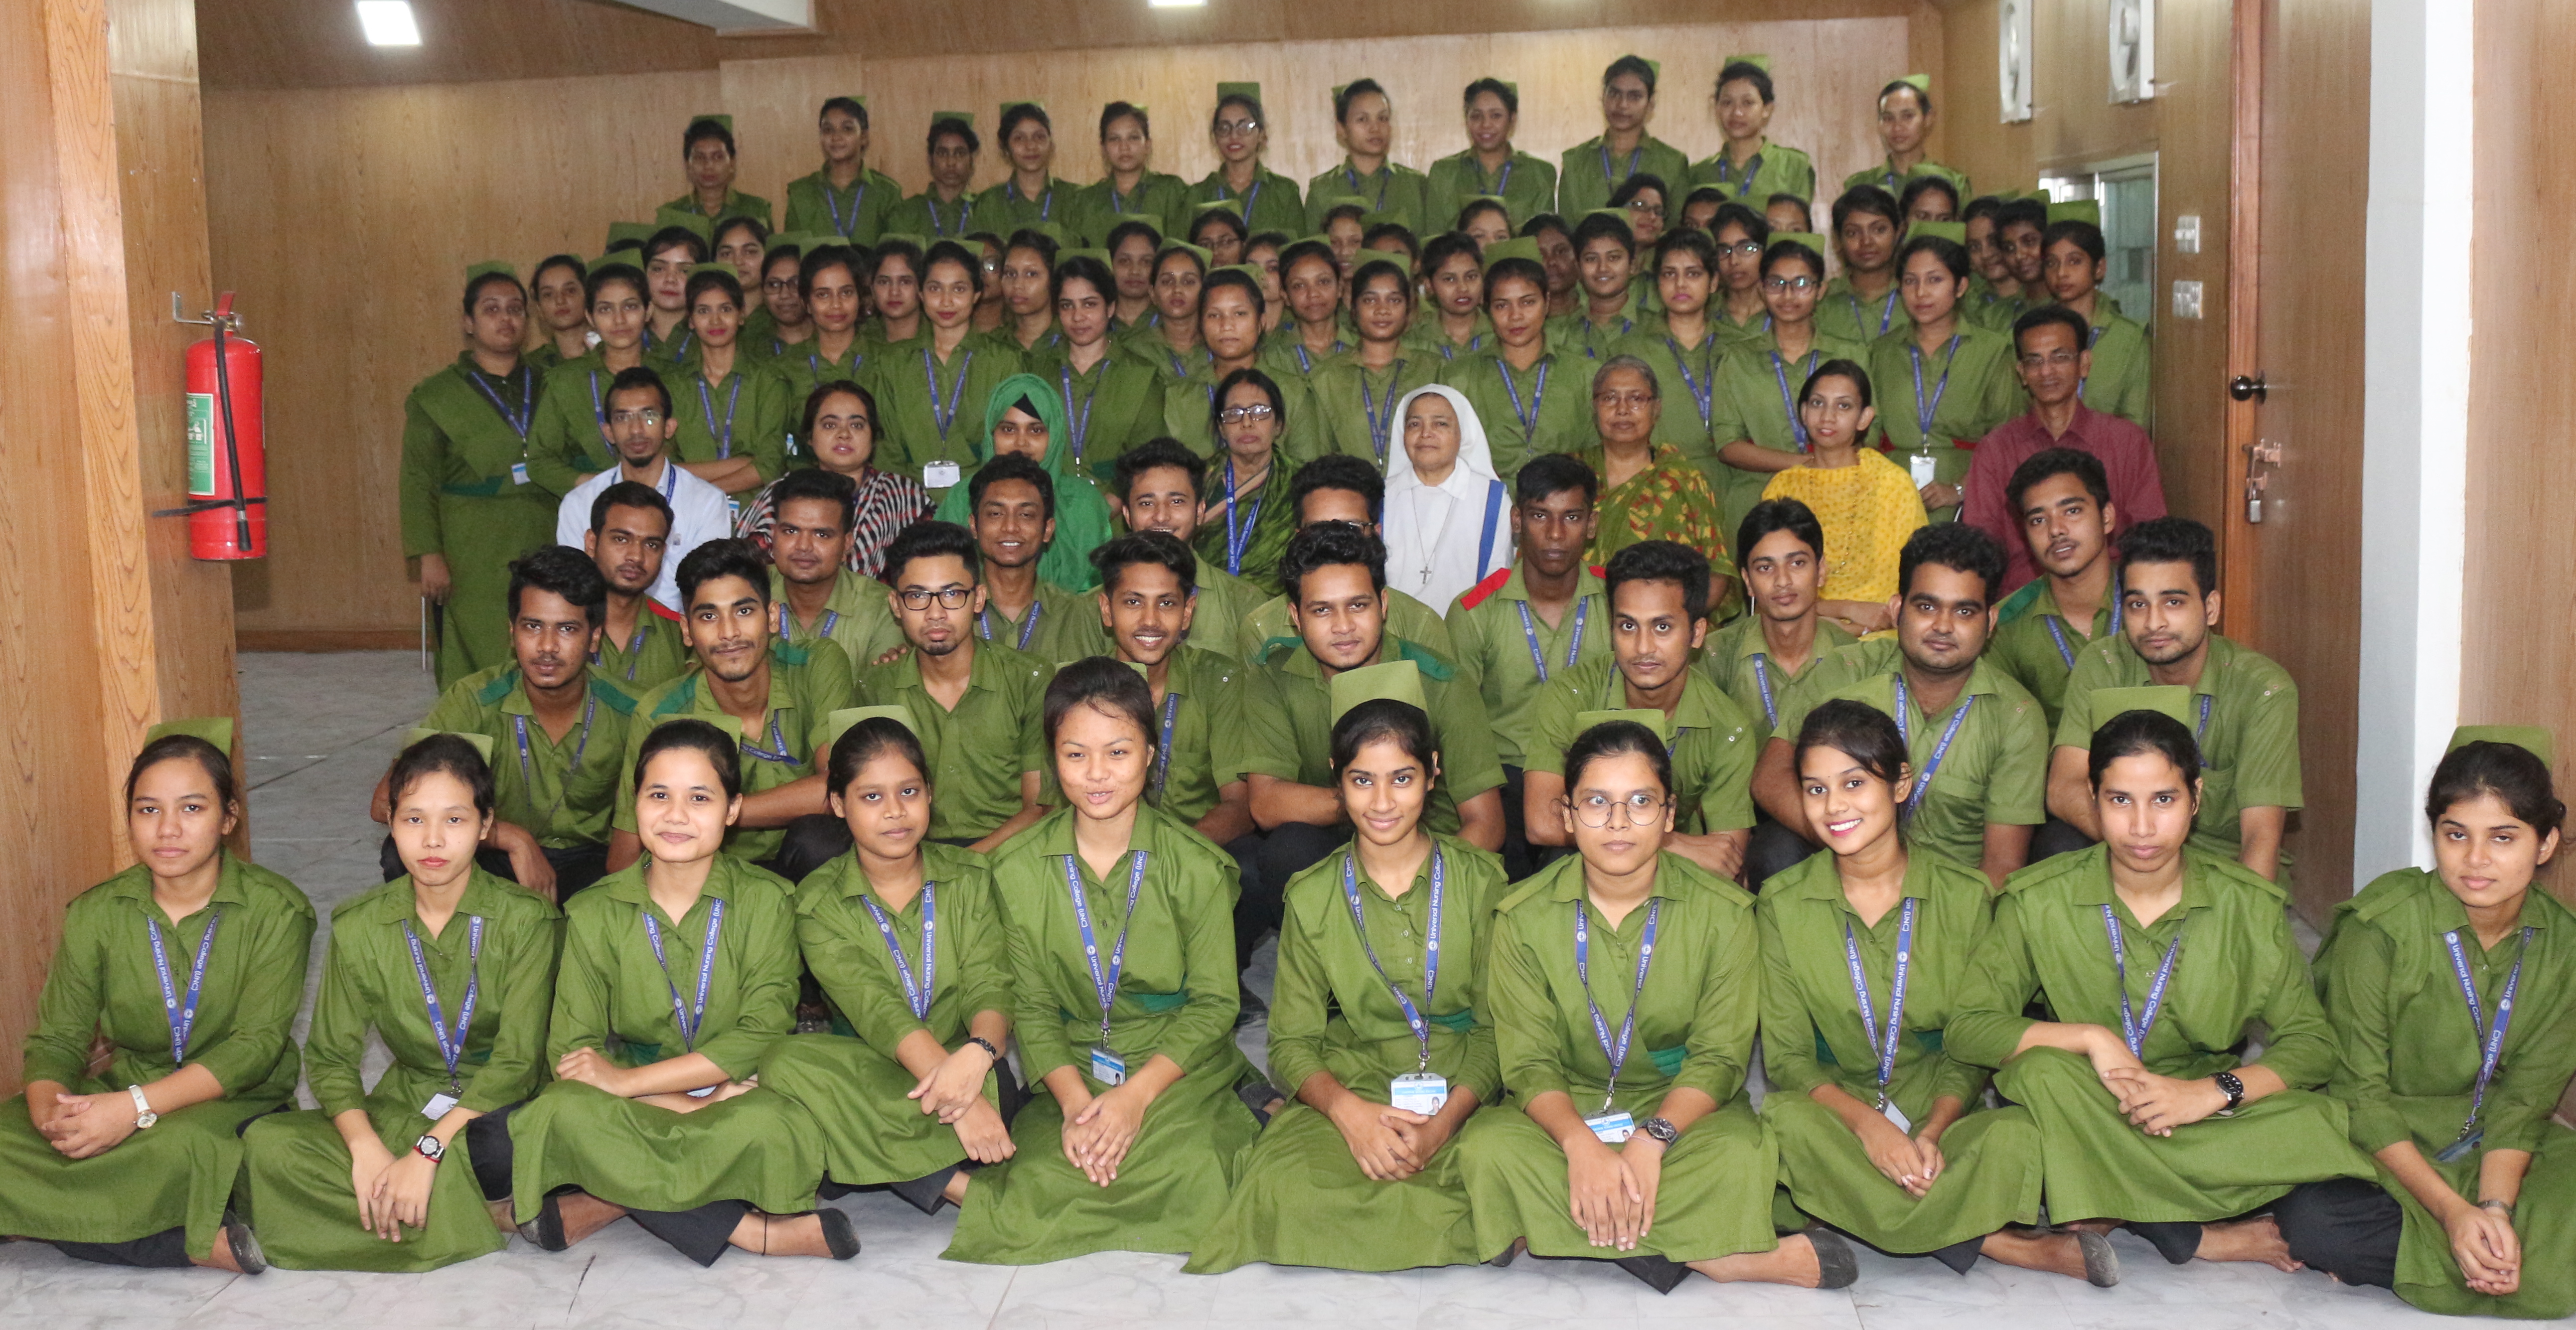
top-left (2213, 1070), bottom-right (2245, 1113)
top-left (127, 1084), bottom-right (156, 1127)
top-left (966, 1035), bottom-right (1003, 1061)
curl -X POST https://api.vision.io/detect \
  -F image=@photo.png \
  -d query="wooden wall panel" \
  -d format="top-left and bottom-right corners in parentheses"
top-left (200, 0), bottom-right (718, 90)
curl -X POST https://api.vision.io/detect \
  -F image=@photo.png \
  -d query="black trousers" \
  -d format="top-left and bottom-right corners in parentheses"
top-left (2123, 1198), bottom-right (2310, 1267)
top-left (2273, 1177), bottom-right (2403, 1289)
top-left (378, 838), bottom-right (610, 898)
top-left (1743, 813), bottom-right (1815, 893)
top-left (1227, 823), bottom-right (1349, 973)
top-left (765, 812), bottom-right (855, 883)
top-left (1497, 765), bottom-right (1543, 882)
top-left (2028, 817), bottom-right (2097, 864)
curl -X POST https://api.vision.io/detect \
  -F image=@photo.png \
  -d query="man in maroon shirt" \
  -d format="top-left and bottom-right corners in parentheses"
top-left (1961, 304), bottom-right (2167, 591)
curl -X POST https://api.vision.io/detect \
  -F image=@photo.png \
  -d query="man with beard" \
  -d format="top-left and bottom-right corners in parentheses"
top-left (761, 466), bottom-right (905, 669)
top-left (554, 366), bottom-right (733, 612)
top-left (1236, 455), bottom-right (1457, 661)
top-left (377, 545), bottom-right (639, 900)
top-left (1960, 307), bottom-right (2166, 592)
top-left (1985, 449), bottom-right (2122, 727)
top-left (581, 480), bottom-right (690, 692)
top-left (964, 454), bottom-right (1113, 663)
top-left (1086, 531), bottom-right (1259, 845)
top-left (609, 539), bottom-right (853, 875)
top-left (1108, 439), bottom-right (1264, 658)
top-left (1752, 523), bottom-right (2048, 890)
top-left (2047, 517), bottom-right (2302, 883)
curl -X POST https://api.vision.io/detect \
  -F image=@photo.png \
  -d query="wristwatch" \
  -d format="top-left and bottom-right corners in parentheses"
top-left (2212, 1070), bottom-right (2245, 1116)
top-left (1639, 1117), bottom-right (1679, 1145)
top-left (127, 1085), bottom-right (157, 1130)
top-left (414, 1134), bottom-right (446, 1164)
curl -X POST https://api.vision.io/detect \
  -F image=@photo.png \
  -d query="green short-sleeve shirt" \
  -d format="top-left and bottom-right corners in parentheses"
top-left (1424, 149), bottom-right (1560, 230)
top-left (971, 178), bottom-right (1077, 238)
top-left (783, 167), bottom-right (904, 243)
top-left (1237, 589), bottom-right (1457, 665)
top-left (1239, 635), bottom-right (1505, 835)
top-left (2053, 632), bottom-right (2304, 861)
top-left (1438, 350), bottom-right (1592, 480)
top-left (972, 579), bottom-right (1114, 665)
top-left (594, 611), bottom-right (691, 695)
top-left (769, 569), bottom-right (907, 673)
top-left (1705, 335), bottom-right (1871, 532)
top-left (1557, 134), bottom-right (1692, 220)
top-left (851, 640), bottom-right (1053, 843)
top-left (1699, 614), bottom-right (1857, 741)
top-left (1064, 172), bottom-right (1192, 248)
top-left (1304, 159), bottom-right (1432, 237)
top-left (1690, 142), bottom-right (1817, 204)
top-left (1444, 566), bottom-right (1615, 766)
top-left (615, 640), bottom-right (856, 862)
top-left (1307, 352), bottom-right (1445, 466)
top-left (420, 665), bottom-right (644, 848)
top-left (1985, 577), bottom-right (2120, 728)
top-left (1184, 165), bottom-right (1308, 239)
top-left (1866, 323), bottom-right (2027, 494)
top-left (884, 189), bottom-right (986, 242)
top-left (668, 360), bottom-right (794, 486)
top-left (1524, 659), bottom-right (1759, 834)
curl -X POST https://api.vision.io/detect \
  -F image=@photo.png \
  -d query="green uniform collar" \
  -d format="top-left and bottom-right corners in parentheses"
top-left (2058, 845), bottom-right (2226, 927)
top-left (655, 649), bottom-right (803, 738)
top-left (768, 567), bottom-right (880, 627)
top-left (367, 867), bottom-right (522, 934)
top-left (1275, 632), bottom-right (1452, 683)
top-left (2025, 574), bottom-right (2120, 636)
top-left (885, 635), bottom-right (1017, 700)
top-left (105, 849), bottom-right (257, 925)
top-left (1491, 564), bottom-right (1606, 607)
top-left (596, 852), bottom-right (758, 917)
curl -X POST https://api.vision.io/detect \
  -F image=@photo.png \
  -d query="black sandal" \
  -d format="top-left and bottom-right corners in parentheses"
top-left (817, 1209), bottom-right (861, 1261)
top-left (1615, 1252), bottom-right (1689, 1294)
top-left (1806, 1227), bottom-right (1859, 1289)
top-left (886, 1168), bottom-right (956, 1216)
top-left (219, 1210), bottom-right (267, 1276)
top-left (516, 1191), bottom-right (568, 1252)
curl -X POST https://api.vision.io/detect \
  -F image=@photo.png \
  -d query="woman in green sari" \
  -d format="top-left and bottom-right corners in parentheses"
top-left (506, 721), bottom-right (850, 1265)
top-left (1456, 719), bottom-right (1854, 1292)
top-left (0, 729), bottom-right (314, 1272)
top-left (1188, 698), bottom-right (1508, 1273)
top-left (943, 659), bottom-right (1263, 1264)
top-left (1760, 701), bottom-right (2116, 1284)
top-left (930, 371), bottom-right (1116, 590)
top-left (240, 735), bottom-right (561, 1271)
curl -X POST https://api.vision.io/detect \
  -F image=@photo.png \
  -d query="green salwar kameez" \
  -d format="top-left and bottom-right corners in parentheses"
top-left (402, 355), bottom-right (559, 687)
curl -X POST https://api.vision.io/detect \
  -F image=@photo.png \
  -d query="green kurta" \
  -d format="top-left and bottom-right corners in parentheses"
top-left (1948, 846), bottom-right (2375, 1223)
top-left (402, 355), bottom-right (559, 687)
top-left (1187, 562), bottom-right (1266, 661)
top-left (2054, 632), bottom-right (2303, 864)
top-left (1440, 350), bottom-right (1592, 480)
top-left (1241, 635), bottom-right (1503, 836)
top-left (971, 177), bottom-right (1077, 237)
top-left (782, 167), bottom-right (904, 243)
top-left (2317, 869), bottom-right (2576, 1318)
top-left (1192, 465), bottom-right (1297, 592)
top-left (1524, 660), bottom-right (1758, 835)
top-left (1186, 835), bottom-right (1510, 1273)
top-left (1304, 159), bottom-right (1432, 236)
top-left (1985, 576), bottom-right (2119, 728)
top-left (595, 611), bottom-right (692, 695)
top-left (508, 857), bottom-right (820, 1219)
top-left (1026, 345), bottom-right (1170, 483)
top-left (1699, 614), bottom-right (1857, 742)
top-left (942, 806), bottom-right (1262, 1264)
top-left (1424, 149), bottom-right (1560, 230)
top-left (1769, 640), bottom-right (2050, 870)
top-left (1842, 159), bottom-right (1972, 199)
top-left (0, 854), bottom-right (315, 1260)
top-left (1757, 849), bottom-right (2043, 1253)
top-left (1444, 565), bottom-right (1616, 767)
top-left (1064, 173), bottom-right (1192, 249)
top-left (767, 339), bottom-right (874, 414)
top-left (873, 337), bottom-right (1024, 502)
top-left (1706, 335), bottom-right (1872, 534)
top-left (419, 665), bottom-right (643, 849)
top-left (1963, 281), bottom-right (2033, 334)
top-left (1815, 279), bottom-right (1911, 348)
top-left (1184, 165), bottom-right (1308, 238)
top-left (668, 359), bottom-right (793, 487)
top-left (240, 872), bottom-right (560, 1271)
top-left (1557, 134), bottom-right (1692, 219)
top-left (659, 189), bottom-right (772, 228)
top-left (1308, 352), bottom-right (1444, 467)
top-left (769, 568), bottom-right (907, 674)
top-left (1866, 323), bottom-right (2027, 501)
top-left (759, 844), bottom-right (1013, 1186)
top-left (1237, 589), bottom-right (1458, 665)
top-left (884, 189), bottom-right (986, 242)
top-left (1456, 853), bottom-right (1779, 1262)
top-left (850, 640), bottom-right (1052, 843)
top-left (616, 640), bottom-right (855, 863)
top-left (971, 579), bottom-right (1115, 664)
top-left (1690, 142), bottom-right (1818, 204)
top-left (2081, 309), bottom-right (2152, 433)
top-left (1034, 645), bottom-right (1259, 828)
top-left (525, 353), bottom-right (628, 497)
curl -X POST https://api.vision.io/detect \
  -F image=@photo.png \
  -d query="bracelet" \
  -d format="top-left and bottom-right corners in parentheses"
top-left (965, 1036), bottom-right (1002, 1062)
top-left (2478, 1198), bottom-right (2514, 1214)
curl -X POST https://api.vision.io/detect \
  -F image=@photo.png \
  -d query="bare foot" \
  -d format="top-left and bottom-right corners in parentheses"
top-left (557, 1190), bottom-right (629, 1246)
top-left (2193, 1215), bottom-right (2303, 1271)
top-left (1981, 1228), bottom-right (2091, 1280)
top-left (488, 1199), bottom-right (518, 1234)
top-left (730, 1211), bottom-right (831, 1258)
top-left (941, 1172), bottom-right (971, 1206)
top-left (1688, 1232), bottom-right (1822, 1287)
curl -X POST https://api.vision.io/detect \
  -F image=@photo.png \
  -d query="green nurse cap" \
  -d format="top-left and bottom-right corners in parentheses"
top-left (1483, 237), bottom-right (1541, 265)
top-left (1319, 193), bottom-right (1371, 217)
top-left (688, 262), bottom-right (736, 277)
top-left (2088, 685), bottom-right (2195, 731)
top-left (404, 728), bottom-right (496, 763)
top-left (1353, 248), bottom-right (1413, 278)
top-left (839, 95), bottom-right (865, 109)
top-left (1058, 247), bottom-right (1112, 268)
top-left (2047, 199), bottom-right (2103, 228)
top-left (688, 113), bottom-right (734, 132)
top-left (652, 209), bottom-right (715, 244)
top-left (2450, 726), bottom-right (2557, 765)
top-left (765, 233), bottom-right (810, 255)
top-left (1217, 81), bottom-right (1262, 104)
top-left (1156, 239), bottom-right (1213, 269)
top-left (1772, 231), bottom-right (1828, 253)
top-left (1909, 220), bottom-right (1968, 245)
top-left (1574, 708), bottom-right (1673, 744)
top-left (146, 717), bottom-right (234, 751)
top-left (465, 260), bottom-right (516, 283)
top-left (593, 247), bottom-right (645, 273)
top-left (822, 705), bottom-right (915, 750)
top-left (606, 220), bottom-right (657, 250)
top-left (1584, 207), bottom-right (1633, 227)
top-left (879, 231), bottom-right (929, 252)
top-left (1329, 660), bottom-right (1426, 725)
top-left (1015, 220), bottom-right (1069, 246)
top-left (1192, 197), bottom-right (1245, 221)
top-left (1723, 54), bottom-right (1773, 73)
top-left (932, 110), bottom-right (975, 127)
top-left (1896, 74), bottom-right (1932, 94)
top-left (2020, 188), bottom-right (2055, 203)
top-left (1213, 262), bottom-right (1268, 285)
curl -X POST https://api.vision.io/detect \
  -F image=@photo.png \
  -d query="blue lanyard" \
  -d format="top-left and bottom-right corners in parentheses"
top-left (1059, 365), bottom-right (1097, 464)
top-left (143, 909), bottom-right (222, 1064)
top-left (1498, 359), bottom-right (1549, 438)
top-left (2443, 926), bottom-right (2533, 1141)
top-left (510, 692), bottom-right (599, 828)
top-left (1907, 336), bottom-right (1962, 444)
top-left (739, 711), bottom-right (798, 764)
top-left (1217, 176), bottom-right (1263, 221)
top-left (1599, 141), bottom-right (1642, 189)
top-left (1292, 339), bottom-right (1348, 375)
top-left (978, 598), bottom-right (1043, 651)
top-left (823, 177), bottom-right (865, 234)
top-left (1360, 361), bottom-right (1405, 461)
top-left (601, 624), bottom-right (648, 682)
top-left (1751, 653), bottom-right (1779, 728)
top-left (1064, 850), bottom-right (1152, 1042)
top-left (1344, 162), bottom-right (1390, 212)
top-left (2101, 905), bottom-right (2186, 1058)
top-left (858, 883), bottom-right (938, 1022)
top-left (1010, 179), bottom-right (1056, 221)
top-left (1482, 157), bottom-right (1515, 195)
top-left (1341, 850), bottom-right (1448, 1071)
top-left (1222, 460), bottom-right (1263, 575)
top-left (1850, 289), bottom-right (1901, 338)
top-left (1771, 350), bottom-right (1819, 451)
top-left (1665, 335), bottom-right (1716, 429)
top-left (1148, 692), bottom-right (1182, 805)
top-left (640, 898), bottom-right (726, 1052)
top-left (400, 914), bottom-right (484, 1093)
top-left (467, 365), bottom-right (535, 440)
top-left (2040, 579), bottom-right (2124, 670)
top-left (922, 349), bottom-right (973, 443)
top-left (926, 193), bottom-right (969, 237)
top-left (696, 375), bottom-right (743, 459)
top-left (1573, 897), bottom-right (1662, 1106)
top-left (1842, 897), bottom-right (1917, 1108)
top-left (586, 370), bottom-right (614, 453)
top-left (1717, 150), bottom-right (1764, 195)
top-left (1515, 597), bottom-right (1587, 683)
top-left (1889, 677), bottom-right (1975, 822)
top-left (783, 607), bottom-right (841, 645)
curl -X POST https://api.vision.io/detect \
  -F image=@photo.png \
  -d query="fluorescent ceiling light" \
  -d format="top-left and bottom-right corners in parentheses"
top-left (357, 0), bottom-right (422, 45)
top-left (1148, 0), bottom-right (1206, 8)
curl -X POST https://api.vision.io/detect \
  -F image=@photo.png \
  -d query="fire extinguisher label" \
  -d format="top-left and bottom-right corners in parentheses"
top-left (186, 392), bottom-right (216, 496)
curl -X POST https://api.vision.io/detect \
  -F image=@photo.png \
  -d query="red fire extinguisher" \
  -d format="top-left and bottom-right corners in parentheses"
top-left (180, 293), bottom-right (267, 560)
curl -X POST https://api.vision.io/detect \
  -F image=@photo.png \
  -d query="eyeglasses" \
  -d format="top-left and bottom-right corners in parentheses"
top-left (764, 278), bottom-right (799, 292)
top-left (1763, 275), bottom-right (1819, 292)
top-left (1218, 404), bottom-right (1277, 425)
top-left (607, 410), bottom-right (664, 426)
top-left (1214, 119), bottom-right (1261, 138)
top-left (1625, 199), bottom-right (1665, 218)
top-left (1721, 240), bottom-right (1764, 258)
top-left (2017, 350), bottom-right (2083, 369)
top-left (898, 587), bottom-right (974, 611)
top-left (1571, 792), bottom-right (1670, 828)
top-left (1592, 391), bottom-right (1655, 411)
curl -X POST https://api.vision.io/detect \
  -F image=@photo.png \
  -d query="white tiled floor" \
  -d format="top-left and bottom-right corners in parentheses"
top-left (0, 652), bottom-right (2536, 1328)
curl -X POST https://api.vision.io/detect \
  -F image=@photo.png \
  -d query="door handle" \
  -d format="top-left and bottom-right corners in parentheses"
top-left (2229, 374), bottom-right (2268, 403)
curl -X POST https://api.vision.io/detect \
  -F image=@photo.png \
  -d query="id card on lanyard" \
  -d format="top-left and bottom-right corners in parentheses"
top-left (1066, 851), bottom-right (1152, 1085)
top-left (1842, 899), bottom-right (1918, 1130)
top-left (1341, 852), bottom-right (1451, 1112)
top-left (402, 914), bottom-right (484, 1117)
top-left (1574, 897), bottom-right (1662, 1142)
top-left (641, 899), bottom-right (727, 1097)
top-left (2434, 926), bottom-right (2533, 1162)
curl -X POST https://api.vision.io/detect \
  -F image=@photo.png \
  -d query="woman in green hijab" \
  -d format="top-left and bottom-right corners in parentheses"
top-left (931, 371), bottom-right (1117, 590)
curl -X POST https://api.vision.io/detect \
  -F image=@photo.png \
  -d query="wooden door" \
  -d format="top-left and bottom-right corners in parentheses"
top-left (2222, 0), bottom-right (2370, 923)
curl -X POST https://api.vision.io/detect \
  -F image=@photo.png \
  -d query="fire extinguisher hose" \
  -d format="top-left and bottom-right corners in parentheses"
top-left (212, 317), bottom-right (253, 552)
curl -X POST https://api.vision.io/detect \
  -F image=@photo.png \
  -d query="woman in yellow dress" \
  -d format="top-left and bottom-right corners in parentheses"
top-left (1760, 359), bottom-right (1927, 636)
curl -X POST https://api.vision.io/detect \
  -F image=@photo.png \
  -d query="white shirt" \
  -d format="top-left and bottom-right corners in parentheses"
top-left (1382, 385), bottom-right (1514, 611)
top-left (556, 456), bottom-right (735, 612)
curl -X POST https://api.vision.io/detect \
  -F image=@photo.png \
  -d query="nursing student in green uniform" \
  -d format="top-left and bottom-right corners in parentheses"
top-left (1103, 443), bottom-right (1261, 656)
top-left (641, 224), bottom-right (709, 363)
top-left (1705, 204), bottom-right (1780, 352)
top-left (1842, 77), bottom-right (1971, 199)
top-left (1445, 243), bottom-right (1593, 477)
top-left (1560, 56), bottom-right (1692, 221)
top-left (762, 467), bottom-right (907, 670)
top-left (1193, 368), bottom-right (1302, 590)
top-left (1524, 541), bottom-right (1759, 880)
top-left (852, 521), bottom-right (1054, 852)
top-left (1947, 706), bottom-right (2374, 1271)
top-left (876, 240), bottom-right (1023, 504)
top-left (2041, 214), bottom-right (2152, 431)
top-left (509, 721), bottom-right (851, 1265)
top-left (943, 660), bottom-right (1264, 1264)
top-left (1189, 84), bottom-right (1307, 239)
top-left (663, 116), bottom-right (771, 228)
top-left (758, 714), bottom-right (1020, 1218)
top-left (1612, 229), bottom-right (1732, 495)
top-left (942, 454), bottom-right (1115, 659)
top-left (527, 254), bottom-right (594, 372)
top-left (2045, 517), bottom-right (2302, 882)
top-left (784, 97), bottom-right (901, 243)
top-left (1458, 720), bottom-right (1855, 1291)
top-left (1761, 703), bottom-right (2117, 1285)
top-left (1709, 236), bottom-right (1871, 534)
top-left (974, 102), bottom-right (1074, 238)
top-left (1984, 449), bottom-right (2122, 727)
top-left (1694, 59), bottom-right (1817, 204)
top-left (1031, 253), bottom-right (1166, 483)
top-left (1704, 499), bottom-right (1855, 742)
top-left (405, 264), bottom-right (558, 687)
top-left (1067, 102), bottom-right (1189, 248)
top-left (585, 481), bottom-right (692, 692)
top-left (2279, 733), bottom-right (2576, 1317)
top-left (744, 241), bottom-right (813, 368)
top-left (1817, 188), bottom-right (1909, 347)
top-left (1263, 238), bottom-right (1352, 380)
top-left (890, 115), bottom-right (984, 241)
top-left (1312, 254), bottom-right (1443, 464)
top-left (1165, 268), bottom-right (1321, 462)
top-left (714, 219), bottom-right (772, 343)
top-left (1547, 211), bottom-right (1643, 362)
top-left (610, 541), bottom-right (852, 873)
top-left (1190, 694), bottom-right (1510, 1274)
top-left (1304, 79), bottom-right (1429, 237)
top-left (0, 727), bottom-right (312, 1273)
top-left (771, 243), bottom-right (871, 405)
top-left (1126, 240), bottom-right (1210, 371)
top-left (1232, 457), bottom-right (1460, 663)
top-left (863, 237), bottom-right (925, 352)
top-left (1869, 228), bottom-right (2024, 517)
top-left (1427, 78), bottom-right (1560, 231)
top-left (240, 737), bottom-right (561, 1272)
top-left (980, 229), bottom-right (1066, 358)
top-left (671, 268), bottom-right (792, 494)
top-left (1415, 232), bottom-right (1496, 363)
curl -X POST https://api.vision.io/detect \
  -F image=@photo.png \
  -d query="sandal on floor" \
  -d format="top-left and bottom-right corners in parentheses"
top-left (1615, 1252), bottom-right (1689, 1295)
top-left (517, 1191), bottom-right (568, 1252)
top-left (886, 1169), bottom-right (955, 1216)
top-left (2076, 1229), bottom-right (2121, 1288)
top-left (817, 1208), bottom-right (861, 1261)
top-left (1486, 1237), bottom-right (1526, 1268)
top-left (1806, 1227), bottom-right (1859, 1290)
top-left (220, 1210), bottom-right (267, 1276)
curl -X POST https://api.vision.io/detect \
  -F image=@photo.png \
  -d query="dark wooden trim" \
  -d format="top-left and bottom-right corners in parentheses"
top-left (2221, 0), bottom-right (2266, 642)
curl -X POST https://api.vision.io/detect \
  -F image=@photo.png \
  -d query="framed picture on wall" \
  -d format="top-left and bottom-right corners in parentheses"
top-left (1999, 0), bottom-right (2034, 122)
top-left (2110, 0), bottom-right (2156, 103)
